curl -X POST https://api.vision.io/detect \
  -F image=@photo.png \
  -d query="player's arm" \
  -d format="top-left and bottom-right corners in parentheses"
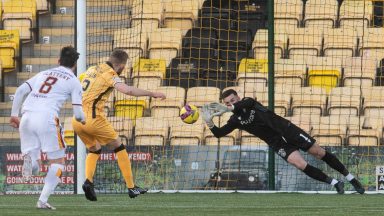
top-left (10, 83), bottom-right (32, 128)
top-left (114, 82), bottom-right (166, 99)
top-left (231, 97), bottom-right (256, 112)
top-left (201, 105), bottom-right (236, 138)
top-left (71, 81), bottom-right (86, 124)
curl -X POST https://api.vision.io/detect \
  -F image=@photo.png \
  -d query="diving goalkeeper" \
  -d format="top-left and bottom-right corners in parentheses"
top-left (202, 89), bottom-right (365, 194)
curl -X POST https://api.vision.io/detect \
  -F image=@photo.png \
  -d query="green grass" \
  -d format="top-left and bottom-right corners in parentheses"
top-left (0, 193), bottom-right (382, 216)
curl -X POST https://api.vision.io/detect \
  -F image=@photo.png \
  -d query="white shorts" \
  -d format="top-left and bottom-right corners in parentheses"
top-left (19, 112), bottom-right (66, 159)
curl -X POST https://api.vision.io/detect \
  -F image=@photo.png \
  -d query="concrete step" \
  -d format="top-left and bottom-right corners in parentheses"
top-left (55, 0), bottom-right (132, 14)
top-left (40, 13), bottom-right (130, 28)
top-left (0, 102), bottom-right (12, 116)
top-left (38, 27), bottom-right (114, 44)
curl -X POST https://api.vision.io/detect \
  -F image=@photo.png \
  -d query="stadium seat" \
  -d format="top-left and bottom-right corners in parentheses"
top-left (169, 118), bottom-right (204, 145)
top-left (254, 89), bottom-right (291, 117)
top-left (150, 86), bottom-right (185, 119)
top-left (311, 116), bottom-right (348, 146)
top-left (134, 117), bottom-right (169, 146)
top-left (359, 28), bottom-right (384, 61)
top-left (2, 0), bottom-right (36, 41)
top-left (285, 115), bottom-right (314, 134)
top-left (113, 27), bottom-right (148, 71)
top-left (346, 116), bottom-right (380, 146)
top-left (339, 0), bottom-right (373, 28)
top-left (291, 86), bottom-right (328, 116)
top-left (186, 87), bottom-right (221, 107)
top-left (327, 87), bottom-right (362, 117)
top-left (148, 28), bottom-right (183, 66)
top-left (306, 56), bottom-right (343, 93)
top-left (362, 86), bottom-right (384, 117)
top-left (274, 0), bottom-right (303, 28)
top-left (36, 0), bottom-right (49, 12)
top-left (252, 29), bottom-right (287, 59)
top-left (204, 112), bottom-right (239, 146)
top-left (110, 116), bottom-right (134, 142)
top-left (240, 130), bottom-right (268, 147)
top-left (114, 90), bottom-right (148, 119)
top-left (0, 30), bottom-right (19, 70)
top-left (287, 27), bottom-right (323, 59)
top-left (274, 58), bottom-right (307, 88)
top-left (132, 58), bottom-right (166, 90)
top-left (163, 0), bottom-right (199, 30)
top-left (342, 56), bottom-right (377, 87)
top-left (131, 0), bottom-right (162, 30)
top-left (237, 58), bottom-right (268, 87)
top-left (232, 0), bottom-right (267, 36)
top-left (304, 0), bottom-right (338, 28)
top-left (323, 28), bottom-right (358, 58)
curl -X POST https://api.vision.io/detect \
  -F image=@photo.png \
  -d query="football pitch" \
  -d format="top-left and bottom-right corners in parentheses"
top-left (0, 193), bottom-right (382, 216)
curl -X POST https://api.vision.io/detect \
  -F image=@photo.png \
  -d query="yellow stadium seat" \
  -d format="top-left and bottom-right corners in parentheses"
top-left (291, 86), bottom-right (328, 116)
top-left (2, 0), bottom-right (36, 40)
top-left (339, 0), bottom-right (373, 29)
top-left (285, 115), bottom-right (314, 134)
top-left (254, 89), bottom-right (291, 117)
top-left (63, 117), bottom-right (74, 146)
top-left (114, 90), bottom-right (148, 119)
top-left (304, 0), bottom-right (338, 28)
top-left (327, 87), bottom-right (361, 117)
top-left (186, 87), bottom-right (221, 108)
top-left (134, 117), bottom-right (169, 146)
top-left (132, 58), bottom-right (166, 90)
top-left (0, 30), bottom-right (19, 70)
top-left (36, 0), bottom-right (49, 12)
top-left (204, 112), bottom-right (239, 146)
top-left (148, 28), bottom-right (183, 66)
top-left (308, 69), bottom-right (340, 93)
top-left (150, 86), bottom-right (185, 119)
top-left (237, 58), bottom-right (269, 88)
top-left (169, 118), bottom-right (204, 146)
top-left (163, 0), bottom-right (199, 30)
top-left (109, 116), bottom-right (135, 140)
top-left (252, 29), bottom-right (287, 59)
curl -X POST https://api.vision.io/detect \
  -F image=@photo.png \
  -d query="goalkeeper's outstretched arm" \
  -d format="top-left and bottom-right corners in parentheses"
top-left (209, 124), bottom-right (236, 138)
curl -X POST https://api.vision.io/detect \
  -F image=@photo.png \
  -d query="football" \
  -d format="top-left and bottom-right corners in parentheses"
top-left (180, 104), bottom-right (199, 124)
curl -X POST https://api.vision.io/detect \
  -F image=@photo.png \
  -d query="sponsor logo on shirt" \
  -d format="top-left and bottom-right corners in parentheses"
top-left (240, 110), bottom-right (255, 125)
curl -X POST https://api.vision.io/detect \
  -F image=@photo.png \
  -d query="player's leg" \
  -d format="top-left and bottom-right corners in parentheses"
top-left (37, 116), bottom-right (66, 209)
top-left (307, 143), bottom-right (365, 194)
top-left (72, 117), bottom-right (99, 201)
top-left (286, 150), bottom-right (345, 194)
top-left (106, 139), bottom-right (142, 198)
top-left (19, 113), bottom-right (41, 181)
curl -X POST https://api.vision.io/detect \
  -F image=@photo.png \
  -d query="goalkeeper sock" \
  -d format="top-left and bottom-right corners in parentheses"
top-left (39, 163), bottom-right (64, 203)
top-left (303, 164), bottom-right (333, 184)
top-left (321, 151), bottom-right (349, 176)
top-left (115, 144), bottom-right (135, 188)
top-left (85, 149), bottom-right (101, 183)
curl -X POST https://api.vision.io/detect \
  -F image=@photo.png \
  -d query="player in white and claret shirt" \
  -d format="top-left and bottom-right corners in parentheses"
top-left (9, 46), bottom-right (86, 210)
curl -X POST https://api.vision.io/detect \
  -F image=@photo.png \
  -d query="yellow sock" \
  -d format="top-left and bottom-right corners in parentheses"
top-left (116, 149), bottom-right (135, 188)
top-left (85, 152), bottom-right (100, 183)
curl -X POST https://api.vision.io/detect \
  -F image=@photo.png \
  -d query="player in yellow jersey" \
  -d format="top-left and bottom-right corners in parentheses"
top-left (72, 50), bottom-right (166, 201)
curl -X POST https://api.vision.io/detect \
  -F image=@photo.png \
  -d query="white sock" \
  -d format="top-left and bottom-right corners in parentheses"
top-left (38, 163), bottom-right (64, 203)
top-left (330, 179), bottom-right (338, 186)
top-left (345, 173), bottom-right (354, 181)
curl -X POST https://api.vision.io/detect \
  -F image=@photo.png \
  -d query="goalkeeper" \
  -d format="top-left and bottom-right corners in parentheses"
top-left (202, 89), bottom-right (365, 194)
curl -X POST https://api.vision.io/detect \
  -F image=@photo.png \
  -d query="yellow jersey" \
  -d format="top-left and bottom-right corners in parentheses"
top-left (81, 62), bottom-right (122, 118)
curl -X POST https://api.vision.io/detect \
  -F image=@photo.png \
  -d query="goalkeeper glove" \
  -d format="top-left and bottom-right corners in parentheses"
top-left (208, 102), bottom-right (232, 115)
top-left (201, 105), bottom-right (215, 128)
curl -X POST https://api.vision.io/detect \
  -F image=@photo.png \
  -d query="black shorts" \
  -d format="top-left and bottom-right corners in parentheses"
top-left (270, 124), bottom-right (316, 160)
